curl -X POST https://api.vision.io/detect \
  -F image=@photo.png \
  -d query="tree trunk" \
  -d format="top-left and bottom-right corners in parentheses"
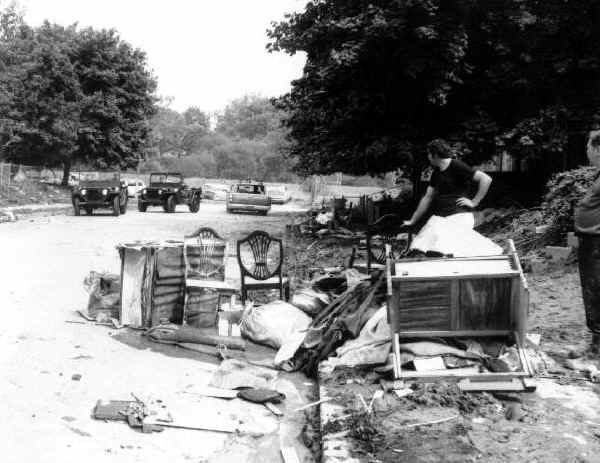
top-left (61, 160), bottom-right (71, 186)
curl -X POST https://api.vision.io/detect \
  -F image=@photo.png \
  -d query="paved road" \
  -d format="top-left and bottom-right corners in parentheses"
top-left (0, 201), bottom-right (313, 463)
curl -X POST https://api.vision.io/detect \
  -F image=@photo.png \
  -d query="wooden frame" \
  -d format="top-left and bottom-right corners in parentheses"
top-left (183, 228), bottom-right (235, 324)
top-left (236, 230), bottom-right (290, 305)
top-left (386, 240), bottom-right (534, 390)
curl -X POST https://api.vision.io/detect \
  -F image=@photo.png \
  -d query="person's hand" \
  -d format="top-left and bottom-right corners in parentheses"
top-left (456, 197), bottom-right (477, 209)
top-left (402, 220), bottom-right (414, 228)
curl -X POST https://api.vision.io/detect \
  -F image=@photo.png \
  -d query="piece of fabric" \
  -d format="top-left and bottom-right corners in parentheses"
top-left (575, 173), bottom-right (600, 235)
top-left (410, 214), bottom-right (501, 257)
top-left (429, 159), bottom-right (475, 217)
top-left (324, 305), bottom-right (392, 369)
top-left (578, 234), bottom-right (600, 333)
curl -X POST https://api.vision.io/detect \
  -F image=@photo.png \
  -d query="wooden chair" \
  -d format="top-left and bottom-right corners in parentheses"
top-left (350, 213), bottom-right (412, 274)
top-left (183, 227), bottom-right (236, 324)
top-left (236, 230), bottom-right (290, 305)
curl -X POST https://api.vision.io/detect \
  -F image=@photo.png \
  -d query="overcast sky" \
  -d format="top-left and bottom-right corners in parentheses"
top-left (19, 0), bottom-right (307, 113)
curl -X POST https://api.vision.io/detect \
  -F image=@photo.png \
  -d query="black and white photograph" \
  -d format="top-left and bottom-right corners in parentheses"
top-left (2, 1), bottom-right (600, 462)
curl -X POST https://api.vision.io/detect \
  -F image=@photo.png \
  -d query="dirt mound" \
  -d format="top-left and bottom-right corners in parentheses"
top-left (0, 180), bottom-right (71, 207)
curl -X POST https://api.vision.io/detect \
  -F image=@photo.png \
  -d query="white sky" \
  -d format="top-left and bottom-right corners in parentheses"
top-left (19, 0), bottom-right (307, 113)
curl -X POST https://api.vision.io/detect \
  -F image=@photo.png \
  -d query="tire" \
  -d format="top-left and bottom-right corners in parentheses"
top-left (138, 201), bottom-right (147, 212)
top-left (85, 207), bottom-right (93, 215)
top-left (73, 198), bottom-right (80, 216)
top-left (112, 196), bottom-right (120, 216)
top-left (188, 197), bottom-right (200, 213)
top-left (166, 195), bottom-right (176, 213)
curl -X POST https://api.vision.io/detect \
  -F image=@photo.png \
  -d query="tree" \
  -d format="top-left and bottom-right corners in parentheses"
top-left (0, 13), bottom-right (157, 184)
top-left (150, 105), bottom-right (210, 158)
top-left (267, 0), bottom-right (600, 183)
top-left (216, 95), bottom-right (284, 140)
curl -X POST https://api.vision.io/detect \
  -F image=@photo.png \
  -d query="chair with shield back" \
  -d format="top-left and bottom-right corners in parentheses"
top-left (349, 213), bottom-right (412, 274)
top-left (237, 230), bottom-right (290, 305)
top-left (183, 227), bottom-right (236, 325)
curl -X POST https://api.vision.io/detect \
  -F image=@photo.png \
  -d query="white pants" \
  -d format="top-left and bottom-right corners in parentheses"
top-left (410, 213), bottom-right (501, 257)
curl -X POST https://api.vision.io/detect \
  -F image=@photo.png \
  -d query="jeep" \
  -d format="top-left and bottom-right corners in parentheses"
top-left (138, 172), bottom-right (202, 213)
top-left (71, 171), bottom-right (128, 216)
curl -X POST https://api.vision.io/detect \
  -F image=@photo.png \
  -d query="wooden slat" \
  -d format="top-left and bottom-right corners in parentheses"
top-left (458, 378), bottom-right (525, 392)
top-left (398, 330), bottom-right (511, 338)
top-left (450, 279), bottom-right (459, 330)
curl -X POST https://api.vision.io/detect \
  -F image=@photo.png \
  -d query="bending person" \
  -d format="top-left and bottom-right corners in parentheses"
top-left (403, 139), bottom-right (493, 256)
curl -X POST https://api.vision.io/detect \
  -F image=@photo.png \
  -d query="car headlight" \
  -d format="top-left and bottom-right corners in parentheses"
top-left (158, 189), bottom-right (162, 195)
top-left (102, 189), bottom-right (108, 195)
top-left (113, 186), bottom-right (119, 192)
top-left (81, 189), bottom-right (87, 195)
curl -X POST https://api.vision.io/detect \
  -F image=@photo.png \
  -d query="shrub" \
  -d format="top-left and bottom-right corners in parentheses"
top-left (541, 166), bottom-right (599, 234)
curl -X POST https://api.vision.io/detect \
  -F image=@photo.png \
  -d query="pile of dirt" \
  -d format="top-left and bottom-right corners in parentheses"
top-left (0, 180), bottom-right (71, 207)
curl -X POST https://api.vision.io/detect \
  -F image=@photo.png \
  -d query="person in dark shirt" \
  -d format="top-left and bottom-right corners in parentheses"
top-left (575, 130), bottom-right (600, 352)
top-left (404, 139), bottom-right (492, 230)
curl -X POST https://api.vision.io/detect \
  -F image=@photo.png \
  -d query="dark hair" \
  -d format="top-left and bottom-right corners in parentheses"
top-left (427, 139), bottom-right (453, 159)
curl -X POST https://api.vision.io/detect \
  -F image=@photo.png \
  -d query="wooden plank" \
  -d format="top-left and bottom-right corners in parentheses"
top-left (400, 370), bottom-right (529, 380)
top-left (393, 272), bottom-right (519, 281)
top-left (458, 378), bottom-right (525, 392)
top-left (450, 279), bottom-right (459, 330)
top-left (397, 330), bottom-right (511, 338)
top-left (281, 446), bottom-right (301, 463)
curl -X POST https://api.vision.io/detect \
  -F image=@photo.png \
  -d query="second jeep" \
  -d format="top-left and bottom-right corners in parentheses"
top-left (138, 173), bottom-right (202, 213)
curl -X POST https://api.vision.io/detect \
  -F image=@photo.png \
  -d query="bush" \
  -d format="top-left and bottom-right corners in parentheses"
top-left (541, 166), bottom-right (598, 235)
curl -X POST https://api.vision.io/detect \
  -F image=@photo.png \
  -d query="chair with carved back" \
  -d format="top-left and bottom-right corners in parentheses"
top-left (236, 230), bottom-right (290, 305)
top-left (349, 213), bottom-right (412, 274)
top-left (183, 227), bottom-right (236, 324)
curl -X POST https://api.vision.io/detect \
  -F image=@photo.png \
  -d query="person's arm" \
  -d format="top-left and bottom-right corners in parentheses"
top-left (404, 186), bottom-right (436, 227)
top-left (456, 170), bottom-right (492, 209)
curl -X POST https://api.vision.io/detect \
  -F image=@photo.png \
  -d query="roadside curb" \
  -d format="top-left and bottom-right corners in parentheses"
top-left (0, 203), bottom-right (72, 222)
top-left (318, 364), bottom-right (361, 463)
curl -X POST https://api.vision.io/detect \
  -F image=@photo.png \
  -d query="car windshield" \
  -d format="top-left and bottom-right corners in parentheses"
top-left (150, 174), bottom-right (182, 184)
top-left (235, 184), bottom-right (265, 194)
top-left (79, 172), bottom-right (120, 185)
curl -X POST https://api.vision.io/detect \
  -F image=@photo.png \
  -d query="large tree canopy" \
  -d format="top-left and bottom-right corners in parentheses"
top-left (0, 8), bottom-right (157, 183)
top-left (268, 0), bottom-right (600, 179)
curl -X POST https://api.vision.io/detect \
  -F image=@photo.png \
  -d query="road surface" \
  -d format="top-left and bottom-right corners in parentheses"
top-left (0, 201), bottom-right (314, 463)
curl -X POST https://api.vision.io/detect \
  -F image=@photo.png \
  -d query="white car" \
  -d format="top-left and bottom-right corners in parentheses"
top-left (267, 185), bottom-right (291, 204)
top-left (202, 183), bottom-right (229, 201)
top-left (126, 179), bottom-right (146, 198)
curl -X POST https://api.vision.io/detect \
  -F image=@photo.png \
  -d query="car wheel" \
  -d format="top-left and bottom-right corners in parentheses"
top-left (138, 202), bottom-right (147, 212)
top-left (112, 196), bottom-right (120, 216)
top-left (85, 207), bottom-right (93, 215)
top-left (73, 198), bottom-right (81, 216)
top-left (189, 198), bottom-right (200, 213)
top-left (166, 195), bottom-right (176, 213)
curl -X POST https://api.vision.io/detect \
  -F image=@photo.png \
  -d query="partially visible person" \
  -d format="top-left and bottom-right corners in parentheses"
top-left (403, 139), bottom-right (493, 256)
top-left (575, 130), bottom-right (600, 352)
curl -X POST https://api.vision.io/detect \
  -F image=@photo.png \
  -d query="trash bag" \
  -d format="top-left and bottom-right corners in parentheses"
top-left (291, 288), bottom-right (330, 317)
top-left (83, 271), bottom-right (120, 320)
top-left (239, 300), bottom-right (311, 349)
